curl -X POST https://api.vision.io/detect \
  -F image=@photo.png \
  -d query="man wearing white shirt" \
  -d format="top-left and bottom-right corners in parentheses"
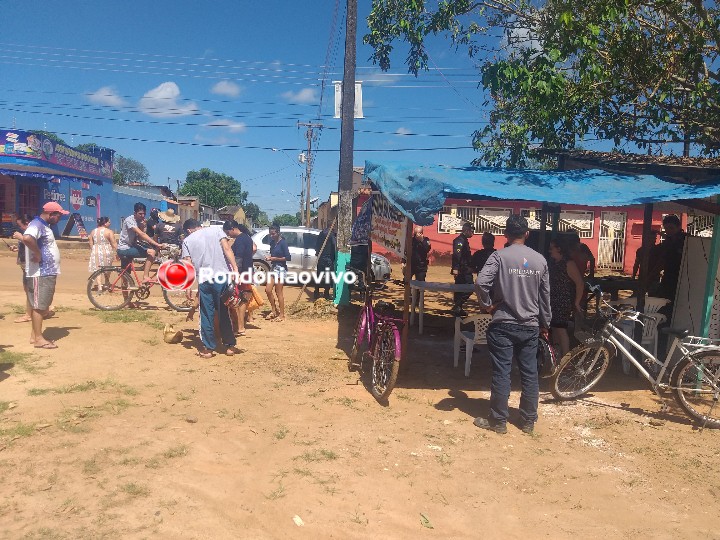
top-left (22, 201), bottom-right (68, 349)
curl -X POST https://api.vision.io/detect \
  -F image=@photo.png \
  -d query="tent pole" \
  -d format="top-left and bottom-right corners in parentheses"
top-left (538, 202), bottom-right (548, 254)
top-left (401, 219), bottom-right (413, 365)
top-left (700, 199), bottom-right (720, 337)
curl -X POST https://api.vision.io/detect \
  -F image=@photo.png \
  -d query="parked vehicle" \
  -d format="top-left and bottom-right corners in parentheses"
top-left (251, 226), bottom-right (391, 283)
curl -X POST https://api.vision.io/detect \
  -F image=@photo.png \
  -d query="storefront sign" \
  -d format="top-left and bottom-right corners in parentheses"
top-left (70, 189), bottom-right (84, 211)
top-left (371, 193), bottom-right (407, 258)
top-left (43, 187), bottom-right (66, 203)
top-left (0, 129), bottom-right (113, 180)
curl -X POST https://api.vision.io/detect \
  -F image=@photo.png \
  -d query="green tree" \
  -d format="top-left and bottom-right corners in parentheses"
top-left (114, 154), bottom-right (150, 185)
top-left (255, 211), bottom-right (270, 227)
top-left (74, 143), bottom-right (101, 153)
top-left (272, 213), bottom-right (300, 226)
top-left (179, 168), bottom-right (248, 209)
top-left (30, 131), bottom-right (68, 146)
top-left (365, 0), bottom-right (720, 167)
top-left (243, 202), bottom-right (262, 223)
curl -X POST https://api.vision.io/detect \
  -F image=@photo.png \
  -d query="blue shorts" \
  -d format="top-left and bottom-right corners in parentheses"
top-left (117, 246), bottom-right (149, 259)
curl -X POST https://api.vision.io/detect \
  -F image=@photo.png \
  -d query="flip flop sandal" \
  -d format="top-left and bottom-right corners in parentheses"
top-left (225, 347), bottom-right (241, 356)
top-left (196, 350), bottom-right (215, 359)
top-left (264, 312), bottom-right (278, 320)
top-left (34, 341), bottom-right (58, 349)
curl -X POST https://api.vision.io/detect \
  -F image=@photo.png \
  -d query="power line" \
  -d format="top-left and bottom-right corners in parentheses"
top-left (0, 126), bottom-right (475, 152)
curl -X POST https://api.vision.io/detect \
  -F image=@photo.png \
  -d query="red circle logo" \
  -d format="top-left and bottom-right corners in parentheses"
top-left (158, 260), bottom-right (196, 290)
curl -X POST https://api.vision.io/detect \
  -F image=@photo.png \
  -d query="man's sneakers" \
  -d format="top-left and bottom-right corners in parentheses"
top-left (520, 422), bottom-right (535, 434)
top-left (473, 417), bottom-right (507, 434)
top-left (473, 417), bottom-right (536, 435)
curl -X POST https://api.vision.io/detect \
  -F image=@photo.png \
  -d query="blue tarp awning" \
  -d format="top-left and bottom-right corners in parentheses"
top-left (364, 161), bottom-right (720, 226)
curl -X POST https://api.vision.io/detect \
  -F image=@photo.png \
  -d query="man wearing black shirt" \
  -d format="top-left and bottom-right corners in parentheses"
top-left (451, 222), bottom-right (475, 317)
top-left (657, 214), bottom-right (686, 301)
top-left (410, 226), bottom-right (431, 281)
top-left (471, 232), bottom-right (496, 273)
top-left (155, 208), bottom-right (182, 246)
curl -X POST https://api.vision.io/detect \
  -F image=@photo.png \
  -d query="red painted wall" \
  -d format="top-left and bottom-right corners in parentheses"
top-left (357, 195), bottom-right (686, 275)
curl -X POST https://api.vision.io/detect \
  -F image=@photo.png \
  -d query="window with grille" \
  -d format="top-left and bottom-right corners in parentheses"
top-left (18, 184), bottom-right (40, 218)
top-left (686, 214), bottom-right (714, 237)
top-left (521, 208), bottom-right (594, 238)
top-left (438, 206), bottom-right (512, 234)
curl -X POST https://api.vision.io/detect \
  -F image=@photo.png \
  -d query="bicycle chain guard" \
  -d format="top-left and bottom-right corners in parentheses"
top-left (135, 286), bottom-right (151, 300)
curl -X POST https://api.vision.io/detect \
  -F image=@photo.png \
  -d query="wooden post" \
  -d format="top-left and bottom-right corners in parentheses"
top-left (538, 202), bottom-right (548, 254)
top-left (633, 203), bottom-right (653, 347)
top-left (401, 219), bottom-right (413, 364)
top-left (334, 0), bottom-right (357, 307)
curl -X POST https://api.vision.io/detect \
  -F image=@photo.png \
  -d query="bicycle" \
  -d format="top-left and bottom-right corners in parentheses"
top-left (551, 283), bottom-right (720, 429)
top-left (348, 271), bottom-right (402, 401)
top-left (87, 246), bottom-right (194, 312)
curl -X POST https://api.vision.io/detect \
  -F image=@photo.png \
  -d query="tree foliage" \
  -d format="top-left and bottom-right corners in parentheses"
top-left (30, 131), bottom-right (68, 146)
top-left (272, 213), bottom-right (300, 226)
top-left (179, 168), bottom-right (248, 209)
top-left (113, 154), bottom-right (150, 186)
top-left (243, 202), bottom-right (262, 223)
top-left (365, 0), bottom-right (720, 167)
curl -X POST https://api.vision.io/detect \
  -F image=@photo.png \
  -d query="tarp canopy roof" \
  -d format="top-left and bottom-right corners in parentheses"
top-left (364, 161), bottom-right (720, 226)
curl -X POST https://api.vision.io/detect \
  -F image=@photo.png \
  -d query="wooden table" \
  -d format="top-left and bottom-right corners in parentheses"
top-left (590, 277), bottom-right (640, 300)
top-left (409, 280), bottom-right (476, 334)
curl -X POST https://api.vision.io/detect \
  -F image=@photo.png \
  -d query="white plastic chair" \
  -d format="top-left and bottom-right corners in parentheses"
top-left (618, 311), bottom-right (667, 374)
top-left (453, 314), bottom-right (493, 377)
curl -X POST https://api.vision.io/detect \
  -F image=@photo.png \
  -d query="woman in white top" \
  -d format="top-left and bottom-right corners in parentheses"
top-left (88, 217), bottom-right (117, 288)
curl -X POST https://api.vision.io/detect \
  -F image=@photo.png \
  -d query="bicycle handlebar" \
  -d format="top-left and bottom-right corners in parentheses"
top-left (584, 282), bottom-right (657, 326)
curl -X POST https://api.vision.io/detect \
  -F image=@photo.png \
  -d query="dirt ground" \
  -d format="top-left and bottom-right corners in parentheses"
top-left (0, 248), bottom-right (718, 539)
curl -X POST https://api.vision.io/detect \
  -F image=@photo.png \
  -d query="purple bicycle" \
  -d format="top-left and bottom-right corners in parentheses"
top-left (348, 272), bottom-right (402, 401)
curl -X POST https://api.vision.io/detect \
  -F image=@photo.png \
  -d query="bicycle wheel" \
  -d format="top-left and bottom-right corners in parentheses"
top-left (87, 267), bottom-right (135, 311)
top-left (551, 341), bottom-right (612, 400)
top-left (348, 309), bottom-right (368, 372)
top-left (163, 287), bottom-right (195, 312)
top-left (671, 351), bottom-right (720, 429)
top-left (370, 323), bottom-right (400, 401)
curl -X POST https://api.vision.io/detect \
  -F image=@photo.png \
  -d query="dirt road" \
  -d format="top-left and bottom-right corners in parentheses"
top-left (0, 251), bottom-right (718, 539)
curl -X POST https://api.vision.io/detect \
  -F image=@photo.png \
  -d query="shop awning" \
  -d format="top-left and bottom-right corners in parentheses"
top-left (364, 161), bottom-right (720, 225)
top-left (0, 156), bottom-right (108, 184)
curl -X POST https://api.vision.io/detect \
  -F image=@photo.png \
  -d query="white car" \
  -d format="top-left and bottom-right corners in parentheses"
top-left (251, 226), bottom-right (391, 283)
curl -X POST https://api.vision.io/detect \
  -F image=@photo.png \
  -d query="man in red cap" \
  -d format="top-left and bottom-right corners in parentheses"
top-left (21, 201), bottom-right (68, 349)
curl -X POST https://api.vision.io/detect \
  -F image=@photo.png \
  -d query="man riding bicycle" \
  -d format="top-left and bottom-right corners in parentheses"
top-left (117, 202), bottom-right (165, 283)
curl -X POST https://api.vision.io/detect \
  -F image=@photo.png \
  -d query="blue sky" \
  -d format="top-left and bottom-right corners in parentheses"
top-left (0, 0), bottom-right (532, 217)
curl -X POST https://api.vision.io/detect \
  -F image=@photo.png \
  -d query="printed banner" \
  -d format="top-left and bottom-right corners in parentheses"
top-left (371, 193), bottom-right (407, 258)
top-left (349, 198), bottom-right (372, 246)
top-left (0, 129), bottom-right (113, 179)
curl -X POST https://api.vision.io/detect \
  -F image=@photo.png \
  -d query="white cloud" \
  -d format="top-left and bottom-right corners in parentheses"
top-left (138, 82), bottom-right (199, 117)
top-left (281, 88), bottom-right (319, 104)
top-left (87, 86), bottom-right (126, 107)
top-left (395, 127), bottom-right (413, 136)
top-left (211, 80), bottom-right (242, 98)
top-left (204, 119), bottom-right (247, 133)
top-left (362, 70), bottom-right (402, 86)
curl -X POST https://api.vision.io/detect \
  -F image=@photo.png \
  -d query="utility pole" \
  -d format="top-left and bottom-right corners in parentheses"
top-left (298, 121), bottom-right (322, 227)
top-left (335, 0), bottom-right (357, 306)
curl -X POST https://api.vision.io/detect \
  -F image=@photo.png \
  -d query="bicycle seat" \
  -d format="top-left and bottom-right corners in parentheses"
top-left (661, 327), bottom-right (689, 339)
